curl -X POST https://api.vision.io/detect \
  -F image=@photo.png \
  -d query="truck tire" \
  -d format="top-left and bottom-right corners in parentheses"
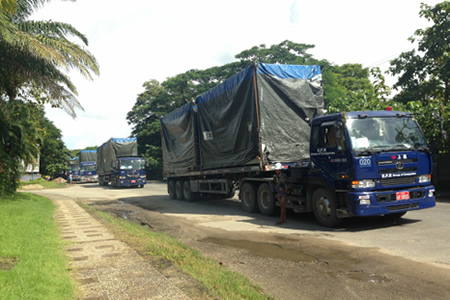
top-left (312, 188), bottom-right (341, 227)
top-left (175, 180), bottom-right (185, 200)
top-left (257, 183), bottom-right (276, 216)
top-left (168, 181), bottom-right (176, 199)
top-left (183, 181), bottom-right (195, 201)
top-left (241, 183), bottom-right (257, 213)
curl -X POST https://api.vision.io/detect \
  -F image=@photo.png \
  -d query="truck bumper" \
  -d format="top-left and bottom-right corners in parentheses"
top-left (80, 175), bottom-right (98, 183)
top-left (347, 185), bottom-right (436, 217)
top-left (119, 178), bottom-right (147, 187)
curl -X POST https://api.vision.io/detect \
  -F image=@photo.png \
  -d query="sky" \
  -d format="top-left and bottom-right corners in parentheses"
top-left (32, 0), bottom-right (442, 150)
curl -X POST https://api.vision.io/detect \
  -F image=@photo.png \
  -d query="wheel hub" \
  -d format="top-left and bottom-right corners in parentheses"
top-left (317, 197), bottom-right (331, 217)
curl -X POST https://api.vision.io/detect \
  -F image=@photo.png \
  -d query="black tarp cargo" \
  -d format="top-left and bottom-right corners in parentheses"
top-left (80, 150), bottom-right (97, 163)
top-left (160, 63), bottom-right (323, 175)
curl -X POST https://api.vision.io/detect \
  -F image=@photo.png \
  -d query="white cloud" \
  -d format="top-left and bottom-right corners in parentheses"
top-left (33, 0), bottom-right (442, 149)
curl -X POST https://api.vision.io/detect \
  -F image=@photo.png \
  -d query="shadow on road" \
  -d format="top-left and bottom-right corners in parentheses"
top-left (105, 194), bottom-right (425, 233)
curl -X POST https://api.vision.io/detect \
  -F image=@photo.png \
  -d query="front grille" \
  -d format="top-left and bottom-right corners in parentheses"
top-left (378, 158), bottom-right (417, 165)
top-left (380, 176), bottom-right (417, 186)
top-left (126, 170), bottom-right (140, 178)
top-left (386, 203), bottom-right (419, 211)
top-left (379, 167), bottom-right (417, 174)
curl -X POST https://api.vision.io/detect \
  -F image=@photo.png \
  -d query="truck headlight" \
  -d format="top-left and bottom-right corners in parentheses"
top-left (352, 179), bottom-right (376, 189)
top-left (418, 174), bottom-right (431, 183)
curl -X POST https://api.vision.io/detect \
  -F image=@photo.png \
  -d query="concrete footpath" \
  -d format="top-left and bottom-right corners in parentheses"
top-left (48, 194), bottom-right (190, 300)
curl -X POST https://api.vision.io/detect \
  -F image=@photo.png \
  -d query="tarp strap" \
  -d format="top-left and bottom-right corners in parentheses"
top-left (253, 65), bottom-right (263, 171)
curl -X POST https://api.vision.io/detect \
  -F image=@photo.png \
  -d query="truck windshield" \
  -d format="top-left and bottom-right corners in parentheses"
top-left (80, 165), bottom-right (96, 172)
top-left (120, 159), bottom-right (145, 170)
top-left (347, 116), bottom-right (428, 154)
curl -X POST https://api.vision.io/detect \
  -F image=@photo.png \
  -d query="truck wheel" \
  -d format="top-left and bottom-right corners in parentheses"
top-left (241, 183), bottom-right (257, 213)
top-left (168, 181), bottom-right (176, 199)
top-left (257, 183), bottom-right (275, 216)
top-left (183, 181), bottom-right (195, 201)
top-left (175, 181), bottom-right (185, 200)
top-left (312, 188), bottom-right (341, 227)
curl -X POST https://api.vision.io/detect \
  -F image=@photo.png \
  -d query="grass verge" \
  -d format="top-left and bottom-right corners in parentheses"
top-left (19, 178), bottom-right (66, 189)
top-left (84, 205), bottom-right (274, 300)
top-left (0, 193), bottom-right (77, 299)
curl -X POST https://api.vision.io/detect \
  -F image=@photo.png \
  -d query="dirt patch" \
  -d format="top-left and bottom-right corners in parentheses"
top-left (0, 256), bottom-right (18, 271)
top-left (52, 177), bottom-right (66, 183)
top-left (89, 200), bottom-right (450, 300)
top-left (20, 184), bottom-right (44, 190)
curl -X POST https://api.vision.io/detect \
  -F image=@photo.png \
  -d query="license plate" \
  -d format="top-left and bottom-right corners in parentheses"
top-left (131, 180), bottom-right (136, 183)
top-left (396, 191), bottom-right (410, 200)
top-left (87, 178), bottom-right (91, 181)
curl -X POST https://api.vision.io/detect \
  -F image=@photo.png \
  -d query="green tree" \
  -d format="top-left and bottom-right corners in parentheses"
top-left (389, 1), bottom-right (450, 154)
top-left (0, 0), bottom-right (99, 195)
top-left (235, 40), bottom-right (316, 65)
top-left (0, 0), bottom-right (99, 116)
top-left (326, 66), bottom-right (395, 113)
top-left (0, 100), bottom-right (44, 196)
top-left (38, 110), bottom-right (71, 178)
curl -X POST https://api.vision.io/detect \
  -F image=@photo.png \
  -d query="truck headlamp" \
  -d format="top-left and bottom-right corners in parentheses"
top-left (418, 174), bottom-right (431, 183)
top-left (352, 179), bottom-right (376, 189)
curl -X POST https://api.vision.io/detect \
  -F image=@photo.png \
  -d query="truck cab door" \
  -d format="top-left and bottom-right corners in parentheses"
top-left (310, 121), bottom-right (352, 186)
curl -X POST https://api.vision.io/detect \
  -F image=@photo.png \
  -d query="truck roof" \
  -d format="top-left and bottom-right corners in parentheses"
top-left (345, 111), bottom-right (411, 118)
top-left (312, 111), bottom-right (412, 124)
top-left (118, 156), bottom-right (144, 160)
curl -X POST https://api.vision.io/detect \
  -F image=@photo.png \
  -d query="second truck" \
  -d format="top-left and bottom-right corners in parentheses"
top-left (160, 62), bottom-right (435, 227)
top-left (97, 138), bottom-right (147, 188)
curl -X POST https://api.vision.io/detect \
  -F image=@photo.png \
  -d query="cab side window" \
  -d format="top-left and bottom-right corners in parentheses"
top-left (311, 125), bottom-right (320, 148)
top-left (324, 124), bottom-right (346, 150)
top-left (312, 123), bottom-right (347, 151)
top-left (324, 126), bottom-right (337, 147)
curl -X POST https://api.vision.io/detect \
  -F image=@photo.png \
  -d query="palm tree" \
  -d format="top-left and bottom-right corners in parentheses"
top-left (0, 0), bottom-right (100, 117)
top-left (0, 0), bottom-right (100, 195)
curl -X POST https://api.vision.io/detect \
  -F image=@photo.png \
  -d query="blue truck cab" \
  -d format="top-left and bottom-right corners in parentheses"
top-left (80, 161), bottom-right (98, 183)
top-left (308, 110), bottom-right (435, 226)
top-left (69, 167), bottom-right (80, 181)
top-left (79, 150), bottom-right (98, 183)
top-left (68, 157), bottom-right (80, 181)
top-left (110, 156), bottom-right (147, 188)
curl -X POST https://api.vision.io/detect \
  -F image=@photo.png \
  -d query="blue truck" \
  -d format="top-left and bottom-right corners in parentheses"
top-left (68, 157), bottom-right (80, 181)
top-left (97, 138), bottom-right (147, 188)
top-left (79, 150), bottom-right (98, 183)
top-left (161, 63), bottom-right (435, 227)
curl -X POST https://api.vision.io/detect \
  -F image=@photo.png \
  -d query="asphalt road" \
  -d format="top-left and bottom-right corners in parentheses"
top-left (38, 181), bottom-right (450, 269)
